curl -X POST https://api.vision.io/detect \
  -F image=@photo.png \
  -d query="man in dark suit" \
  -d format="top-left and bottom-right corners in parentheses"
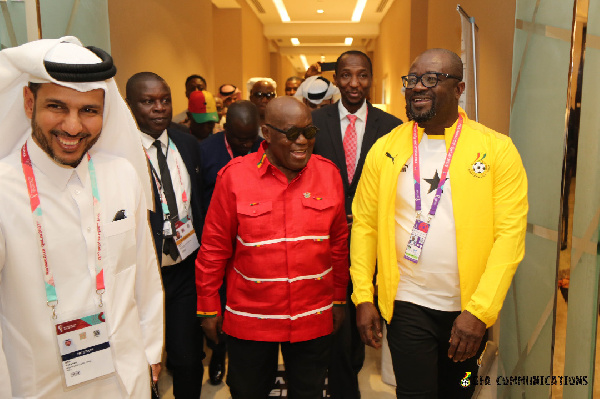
top-left (126, 72), bottom-right (204, 399)
top-left (312, 50), bottom-right (402, 399)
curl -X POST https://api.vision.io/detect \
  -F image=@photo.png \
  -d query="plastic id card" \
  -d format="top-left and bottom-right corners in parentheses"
top-left (403, 219), bottom-right (430, 264)
top-left (175, 219), bottom-right (200, 259)
top-left (55, 312), bottom-right (115, 387)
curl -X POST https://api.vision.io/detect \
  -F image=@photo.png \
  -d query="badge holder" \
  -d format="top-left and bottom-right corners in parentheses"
top-left (174, 216), bottom-right (200, 259)
top-left (54, 304), bottom-right (116, 390)
top-left (404, 214), bottom-right (431, 264)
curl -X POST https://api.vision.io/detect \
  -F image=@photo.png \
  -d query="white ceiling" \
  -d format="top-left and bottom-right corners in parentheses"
top-left (212, 0), bottom-right (396, 73)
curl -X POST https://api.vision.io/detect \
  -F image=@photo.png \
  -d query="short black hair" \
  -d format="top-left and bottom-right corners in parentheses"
top-left (185, 74), bottom-right (207, 87)
top-left (335, 51), bottom-right (373, 75)
top-left (125, 72), bottom-right (167, 100)
top-left (286, 76), bottom-right (303, 84)
top-left (28, 82), bottom-right (42, 98)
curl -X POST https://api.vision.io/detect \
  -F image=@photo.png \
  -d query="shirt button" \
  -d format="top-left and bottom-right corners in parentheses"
top-left (87, 227), bottom-right (91, 232)
top-left (75, 189), bottom-right (81, 195)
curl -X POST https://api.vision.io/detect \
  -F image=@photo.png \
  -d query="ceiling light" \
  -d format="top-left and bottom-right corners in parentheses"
top-left (351, 0), bottom-right (367, 22)
top-left (273, 0), bottom-right (291, 22)
top-left (291, 38), bottom-right (300, 46)
top-left (300, 55), bottom-right (309, 71)
top-left (345, 37), bottom-right (353, 45)
top-left (317, 9), bottom-right (324, 13)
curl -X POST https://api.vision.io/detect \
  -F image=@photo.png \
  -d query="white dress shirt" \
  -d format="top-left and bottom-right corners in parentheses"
top-left (141, 130), bottom-right (193, 266)
top-left (0, 138), bottom-right (163, 398)
top-left (338, 100), bottom-right (368, 172)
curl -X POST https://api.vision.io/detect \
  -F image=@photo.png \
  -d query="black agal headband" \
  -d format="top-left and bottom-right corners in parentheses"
top-left (44, 46), bottom-right (117, 82)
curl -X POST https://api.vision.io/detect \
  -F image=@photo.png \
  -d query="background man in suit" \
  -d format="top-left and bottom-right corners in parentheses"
top-left (126, 72), bottom-right (204, 399)
top-left (312, 50), bottom-right (402, 399)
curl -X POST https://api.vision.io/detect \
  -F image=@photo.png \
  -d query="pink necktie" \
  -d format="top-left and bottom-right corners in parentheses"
top-left (343, 114), bottom-right (358, 183)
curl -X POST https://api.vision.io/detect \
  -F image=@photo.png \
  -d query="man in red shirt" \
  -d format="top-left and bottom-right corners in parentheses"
top-left (196, 96), bottom-right (349, 398)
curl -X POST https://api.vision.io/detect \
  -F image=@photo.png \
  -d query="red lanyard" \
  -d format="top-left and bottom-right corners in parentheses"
top-left (21, 142), bottom-right (105, 318)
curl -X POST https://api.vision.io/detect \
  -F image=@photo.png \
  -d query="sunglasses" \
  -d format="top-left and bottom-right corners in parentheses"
top-left (266, 124), bottom-right (319, 141)
top-left (252, 91), bottom-right (276, 99)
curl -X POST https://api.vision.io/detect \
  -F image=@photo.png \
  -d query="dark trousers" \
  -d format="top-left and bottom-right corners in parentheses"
top-left (227, 335), bottom-right (332, 399)
top-left (386, 301), bottom-right (486, 399)
top-left (162, 255), bottom-right (205, 399)
top-left (328, 282), bottom-right (364, 399)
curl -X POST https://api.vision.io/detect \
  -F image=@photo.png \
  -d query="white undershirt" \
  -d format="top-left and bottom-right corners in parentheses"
top-left (394, 134), bottom-right (461, 311)
top-left (141, 130), bottom-right (192, 265)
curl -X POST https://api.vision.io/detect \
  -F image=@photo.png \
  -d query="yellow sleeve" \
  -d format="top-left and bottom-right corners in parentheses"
top-left (465, 137), bottom-right (528, 327)
top-left (350, 140), bottom-right (383, 306)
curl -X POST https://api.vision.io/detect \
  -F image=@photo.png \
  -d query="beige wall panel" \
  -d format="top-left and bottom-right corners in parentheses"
top-left (108, 0), bottom-right (215, 115)
top-left (373, 0), bottom-right (412, 120)
top-left (427, 0), bottom-right (516, 134)
top-left (275, 54), bottom-right (301, 97)
top-left (213, 6), bottom-right (243, 95)
top-left (240, 0), bottom-right (271, 99)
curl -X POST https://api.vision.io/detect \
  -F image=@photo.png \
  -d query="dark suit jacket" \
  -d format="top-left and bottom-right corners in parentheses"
top-left (312, 101), bottom-right (402, 215)
top-left (148, 125), bottom-right (204, 266)
top-left (198, 131), bottom-right (263, 215)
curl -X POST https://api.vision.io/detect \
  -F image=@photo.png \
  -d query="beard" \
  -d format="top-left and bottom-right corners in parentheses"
top-left (406, 93), bottom-right (437, 123)
top-left (31, 110), bottom-right (99, 168)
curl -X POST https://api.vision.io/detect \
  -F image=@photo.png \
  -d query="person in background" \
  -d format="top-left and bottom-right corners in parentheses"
top-left (247, 77), bottom-right (277, 130)
top-left (312, 50), bottom-right (402, 399)
top-left (173, 74), bottom-right (207, 125)
top-left (188, 90), bottom-right (220, 142)
top-left (294, 75), bottom-right (340, 110)
top-left (284, 76), bottom-right (303, 96)
top-left (198, 100), bottom-right (263, 385)
top-left (126, 71), bottom-right (205, 399)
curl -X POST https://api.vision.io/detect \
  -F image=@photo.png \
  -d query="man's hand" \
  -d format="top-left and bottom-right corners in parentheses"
top-left (346, 214), bottom-right (353, 230)
top-left (448, 310), bottom-right (486, 362)
top-left (150, 363), bottom-right (161, 383)
top-left (201, 315), bottom-right (223, 344)
top-left (332, 306), bottom-right (345, 333)
top-left (356, 302), bottom-right (382, 348)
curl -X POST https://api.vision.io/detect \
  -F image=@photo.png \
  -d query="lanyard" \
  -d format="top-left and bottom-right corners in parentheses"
top-left (224, 134), bottom-right (234, 160)
top-left (146, 138), bottom-right (189, 219)
top-left (21, 142), bottom-right (105, 318)
top-left (412, 116), bottom-right (463, 220)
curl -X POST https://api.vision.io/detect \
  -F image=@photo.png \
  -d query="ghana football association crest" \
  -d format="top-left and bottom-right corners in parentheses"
top-left (469, 153), bottom-right (490, 178)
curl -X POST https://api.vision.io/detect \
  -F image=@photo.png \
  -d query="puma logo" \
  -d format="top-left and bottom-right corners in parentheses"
top-left (385, 152), bottom-right (396, 164)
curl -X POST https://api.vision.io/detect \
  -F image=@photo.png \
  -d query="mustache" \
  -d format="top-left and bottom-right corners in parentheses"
top-left (50, 130), bottom-right (91, 140)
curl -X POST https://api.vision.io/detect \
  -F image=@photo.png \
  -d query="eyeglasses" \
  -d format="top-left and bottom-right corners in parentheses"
top-left (252, 91), bottom-right (276, 99)
top-left (401, 72), bottom-right (462, 89)
top-left (265, 124), bottom-right (319, 141)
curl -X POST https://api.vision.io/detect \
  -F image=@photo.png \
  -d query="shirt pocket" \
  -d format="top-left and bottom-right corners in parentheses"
top-left (102, 217), bottom-right (136, 274)
top-left (301, 197), bottom-right (336, 235)
top-left (236, 201), bottom-right (275, 242)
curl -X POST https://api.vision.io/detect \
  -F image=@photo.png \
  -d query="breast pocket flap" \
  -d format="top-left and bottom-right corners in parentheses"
top-left (237, 201), bottom-right (273, 217)
top-left (301, 197), bottom-right (335, 211)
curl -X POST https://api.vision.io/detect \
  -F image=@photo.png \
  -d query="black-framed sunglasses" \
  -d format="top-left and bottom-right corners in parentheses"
top-left (401, 72), bottom-right (462, 89)
top-left (252, 91), bottom-right (276, 99)
top-left (265, 124), bottom-right (319, 141)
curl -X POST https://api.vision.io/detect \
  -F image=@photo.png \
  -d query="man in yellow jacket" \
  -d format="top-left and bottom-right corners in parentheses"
top-left (350, 48), bottom-right (528, 398)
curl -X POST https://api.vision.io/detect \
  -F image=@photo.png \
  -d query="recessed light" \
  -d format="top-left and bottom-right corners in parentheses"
top-left (352, 0), bottom-right (367, 22)
top-left (273, 0), bottom-right (290, 22)
top-left (317, 9), bottom-right (324, 14)
top-left (291, 38), bottom-right (300, 46)
top-left (300, 55), bottom-right (309, 70)
top-left (345, 37), bottom-right (353, 45)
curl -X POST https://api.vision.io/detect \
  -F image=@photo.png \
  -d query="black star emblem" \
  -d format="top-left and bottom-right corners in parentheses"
top-left (424, 170), bottom-right (445, 194)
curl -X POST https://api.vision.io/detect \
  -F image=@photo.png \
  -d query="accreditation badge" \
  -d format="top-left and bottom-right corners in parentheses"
top-left (403, 219), bottom-right (430, 263)
top-left (55, 312), bottom-right (115, 387)
top-left (175, 219), bottom-right (200, 259)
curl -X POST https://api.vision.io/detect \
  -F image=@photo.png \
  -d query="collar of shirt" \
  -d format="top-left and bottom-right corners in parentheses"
top-left (256, 141), bottom-right (311, 182)
top-left (338, 99), bottom-right (367, 123)
top-left (27, 136), bottom-right (89, 191)
top-left (140, 130), bottom-right (168, 153)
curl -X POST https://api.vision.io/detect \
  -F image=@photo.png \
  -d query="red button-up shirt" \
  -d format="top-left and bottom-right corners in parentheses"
top-left (196, 143), bottom-right (349, 342)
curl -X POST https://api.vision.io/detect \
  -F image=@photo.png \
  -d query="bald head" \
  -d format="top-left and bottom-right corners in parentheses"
top-left (412, 49), bottom-right (463, 80)
top-left (125, 72), bottom-right (168, 100)
top-left (265, 96), bottom-right (311, 127)
top-left (125, 72), bottom-right (172, 138)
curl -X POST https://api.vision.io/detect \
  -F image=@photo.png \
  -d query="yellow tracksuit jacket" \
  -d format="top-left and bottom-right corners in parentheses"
top-left (350, 109), bottom-right (528, 327)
